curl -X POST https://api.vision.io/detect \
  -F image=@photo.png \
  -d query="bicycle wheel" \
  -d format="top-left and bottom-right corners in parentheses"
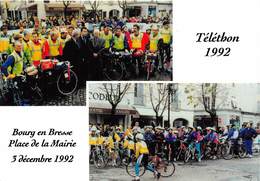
top-left (222, 145), bottom-right (233, 160)
top-left (238, 145), bottom-right (247, 158)
top-left (31, 86), bottom-right (43, 105)
top-left (93, 151), bottom-right (106, 169)
top-left (184, 149), bottom-right (191, 163)
top-left (126, 160), bottom-right (146, 177)
top-left (103, 61), bottom-right (124, 81)
top-left (156, 160), bottom-right (175, 177)
top-left (57, 69), bottom-right (78, 96)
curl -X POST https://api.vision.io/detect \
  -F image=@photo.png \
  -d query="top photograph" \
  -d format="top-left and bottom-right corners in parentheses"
top-left (0, 0), bottom-right (172, 83)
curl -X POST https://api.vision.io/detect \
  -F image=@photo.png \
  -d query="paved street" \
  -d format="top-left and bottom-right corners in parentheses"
top-left (90, 156), bottom-right (260, 181)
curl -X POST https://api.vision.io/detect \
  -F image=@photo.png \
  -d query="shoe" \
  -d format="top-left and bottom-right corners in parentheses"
top-left (157, 172), bottom-right (161, 179)
top-left (198, 158), bottom-right (201, 162)
top-left (134, 176), bottom-right (140, 181)
top-left (248, 155), bottom-right (253, 158)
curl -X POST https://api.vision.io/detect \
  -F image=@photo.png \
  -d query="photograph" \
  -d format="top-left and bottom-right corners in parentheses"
top-left (89, 83), bottom-right (260, 181)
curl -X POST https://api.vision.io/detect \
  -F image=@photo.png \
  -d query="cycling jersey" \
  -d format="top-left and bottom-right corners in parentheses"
top-left (149, 33), bottom-right (161, 52)
top-left (135, 140), bottom-right (149, 157)
top-left (100, 31), bottom-right (113, 49)
top-left (89, 135), bottom-right (98, 146)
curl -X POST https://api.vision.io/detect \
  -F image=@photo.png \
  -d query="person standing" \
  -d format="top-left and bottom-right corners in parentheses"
top-left (63, 30), bottom-right (81, 78)
top-left (77, 27), bottom-right (93, 82)
top-left (240, 123), bottom-right (257, 158)
top-left (42, 31), bottom-right (63, 59)
top-left (90, 29), bottom-right (105, 80)
top-left (29, 32), bottom-right (44, 67)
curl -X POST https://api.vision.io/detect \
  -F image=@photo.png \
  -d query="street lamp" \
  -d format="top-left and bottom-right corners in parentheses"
top-left (167, 83), bottom-right (177, 128)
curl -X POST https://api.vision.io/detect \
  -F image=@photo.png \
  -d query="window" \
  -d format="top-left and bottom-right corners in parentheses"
top-left (44, 0), bottom-right (50, 3)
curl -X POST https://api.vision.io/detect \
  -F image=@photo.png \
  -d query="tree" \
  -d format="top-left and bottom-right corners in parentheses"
top-left (101, 83), bottom-right (131, 115)
top-left (88, 0), bottom-right (101, 22)
top-left (63, 1), bottom-right (72, 19)
top-left (118, 0), bottom-right (128, 17)
top-left (149, 84), bottom-right (169, 126)
top-left (185, 83), bottom-right (229, 128)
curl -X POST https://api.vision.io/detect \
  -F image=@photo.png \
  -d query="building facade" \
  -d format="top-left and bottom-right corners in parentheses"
top-left (89, 83), bottom-right (260, 130)
top-left (193, 84), bottom-right (260, 129)
top-left (89, 83), bottom-right (194, 130)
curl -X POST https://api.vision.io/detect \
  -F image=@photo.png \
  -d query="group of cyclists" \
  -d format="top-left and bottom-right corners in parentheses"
top-left (89, 121), bottom-right (258, 181)
top-left (0, 16), bottom-right (172, 79)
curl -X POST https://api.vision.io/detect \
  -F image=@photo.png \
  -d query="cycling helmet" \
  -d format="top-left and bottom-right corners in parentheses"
top-left (206, 127), bottom-right (211, 130)
top-left (96, 130), bottom-right (100, 134)
top-left (210, 127), bottom-right (215, 131)
top-left (197, 126), bottom-right (202, 130)
top-left (90, 126), bottom-right (97, 132)
top-left (136, 133), bottom-right (144, 140)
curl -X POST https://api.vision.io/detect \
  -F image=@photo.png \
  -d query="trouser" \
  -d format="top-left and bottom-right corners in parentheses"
top-left (147, 142), bottom-right (156, 156)
top-left (135, 154), bottom-right (155, 177)
top-left (231, 139), bottom-right (238, 155)
top-left (195, 142), bottom-right (201, 160)
top-left (244, 139), bottom-right (253, 155)
top-left (159, 43), bottom-right (171, 68)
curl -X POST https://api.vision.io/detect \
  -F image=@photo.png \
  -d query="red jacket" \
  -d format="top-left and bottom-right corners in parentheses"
top-left (42, 39), bottom-right (63, 58)
top-left (128, 32), bottom-right (149, 52)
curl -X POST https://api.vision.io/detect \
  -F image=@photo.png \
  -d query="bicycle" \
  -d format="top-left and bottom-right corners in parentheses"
top-left (37, 59), bottom-right (78, 96)
top-left (222, 138), bottom-right (246, 160)
top-left (144, 51), bottom-right (158, 80)
top-left (91, 145), bottom-right (107, 169)
top-left (102, 51), bottom-right (131, 81)
top-left (126, 152), bottom-right (175, 178)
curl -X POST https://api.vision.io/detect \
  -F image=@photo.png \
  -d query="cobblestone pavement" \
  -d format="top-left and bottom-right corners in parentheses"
top-left (90, 155), bottom-right (260, 181)
top-left (42, 85), bottom-right (86, 106)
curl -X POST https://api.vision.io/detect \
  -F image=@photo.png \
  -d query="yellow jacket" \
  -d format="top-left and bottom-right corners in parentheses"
top-left (135, 141), bottom-right (149, 157)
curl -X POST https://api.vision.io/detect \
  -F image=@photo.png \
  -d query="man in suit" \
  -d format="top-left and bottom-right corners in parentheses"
top-left (77, 27), bottom-right (93, 83)
top-left (90, 29), bottom-right (105, 80)
top-left (63, 29), bottom-right (81, 79)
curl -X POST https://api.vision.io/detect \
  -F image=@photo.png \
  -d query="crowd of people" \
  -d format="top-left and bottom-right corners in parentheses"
top-left (0, 15), bottom-right (172, 82)
top-left (89, 121), bottom-right (258, 181)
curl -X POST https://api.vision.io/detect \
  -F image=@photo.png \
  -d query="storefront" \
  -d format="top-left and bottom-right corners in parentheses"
top-left (89, 102), bottom-right (138, 130)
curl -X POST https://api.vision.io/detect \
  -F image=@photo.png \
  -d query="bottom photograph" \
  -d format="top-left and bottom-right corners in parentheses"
top-left (88, 83), bottom-right (260, 181)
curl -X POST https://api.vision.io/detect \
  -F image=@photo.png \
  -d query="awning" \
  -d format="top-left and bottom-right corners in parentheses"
top-left (89, 102), bottom-right (139, 116)
top-left (45, 3), bottom-right (84, 10)
top-left (134, 106), bottom-right (156, 117)
top-left (19, 3), bottom-right (37, 10)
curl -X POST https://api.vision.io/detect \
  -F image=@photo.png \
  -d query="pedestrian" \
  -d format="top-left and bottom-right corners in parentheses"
top-left (77, 26), bottom-right (94, 83)
top-left (90, 29), bottom-right (105, 80)
top-left (63, 29), bottom-right (81, 78)
top-left (240, 123), bottom-right (257, 158)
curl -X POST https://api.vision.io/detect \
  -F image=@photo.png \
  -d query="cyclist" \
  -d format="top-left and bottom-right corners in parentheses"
top-left (204, 127), bottom-right (219, 159)
top-left (107, 128), bottom-right (121, 166)
top-left (147, 25), bottom-right (162, 69)
top-left (100, 25), bottom-right (113, 50)
top-left (195, 126), bottom-right (204, 162)
top-left (112, 26), bottom-right (129, 52)
top-left (129, 24), bottom-right (149, 76)
top-left (155, 126), bottom-right (165, 153)
top-left (0, 25), bottom-right (11, 54)
top-left (42, 30), bottom-right (63, 59)
top-left (144, 126), bottom-right (156, 156)
top-left (159, 21), bottom-right (172, 71)
top-left (29, 32), bottom-right (44, 67)
top-left (22, 31), bottom-right (32, 66)
top-left (227, 124), bottom-right (239, 156)
top-left (240, 123), bottom-right (257, 158)
top-left (165, 127), bottom-right (177, 161)
top-left (89, 126), bottom-right (98, 162)
top-left (134, 133), bottom-right (161, 181)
